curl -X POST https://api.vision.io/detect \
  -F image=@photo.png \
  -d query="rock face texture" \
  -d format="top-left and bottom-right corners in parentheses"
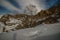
top-left (0, 4), bottom-right (60, 32)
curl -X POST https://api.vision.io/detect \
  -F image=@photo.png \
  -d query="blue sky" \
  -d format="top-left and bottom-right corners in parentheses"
top-left (0, 0), bottom-right (60, 14)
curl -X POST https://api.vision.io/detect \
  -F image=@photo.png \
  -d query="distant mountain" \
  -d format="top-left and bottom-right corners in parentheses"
top-left (48, 4), bottom-right (60, 13)
top-left (0, 4), bottom-right (60, 33)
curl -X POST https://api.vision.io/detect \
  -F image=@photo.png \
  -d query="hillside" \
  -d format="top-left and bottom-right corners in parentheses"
top-left (0, 4), bottom-right (60, 33)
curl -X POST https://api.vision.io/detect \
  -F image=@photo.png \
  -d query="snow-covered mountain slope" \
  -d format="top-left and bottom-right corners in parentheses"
top-left (0, 4), bottom-right (60, 33)
top-left (0, 12), bottom-right (60, 33)
top-left (0, 22), bottom-right (60, 40)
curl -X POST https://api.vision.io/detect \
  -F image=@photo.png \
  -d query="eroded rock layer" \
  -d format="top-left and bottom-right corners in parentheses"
top-left (0, 4), bottom-right (60, 32)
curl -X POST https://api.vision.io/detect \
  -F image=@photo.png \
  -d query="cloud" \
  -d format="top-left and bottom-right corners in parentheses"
top-left (15, 0), bottom-right (46, 12)
top-left (1, 0), bottom-right (20, 11)
top-left (0, 0), bottom-right (46, 12)
top-left (7, 0), bottom-right (20, 8)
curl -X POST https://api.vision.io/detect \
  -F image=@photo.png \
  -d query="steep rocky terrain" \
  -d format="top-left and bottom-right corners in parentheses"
top-left (0, 4), bottom-right (60, 32)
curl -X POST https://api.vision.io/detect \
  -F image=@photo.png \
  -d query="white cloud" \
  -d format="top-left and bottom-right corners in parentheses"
top-left (1, 0), bottom-right (20, 11)
top-left (15, 0), bottom-right (45, 12)
top-left (0, 0), bottom-right (46, 13)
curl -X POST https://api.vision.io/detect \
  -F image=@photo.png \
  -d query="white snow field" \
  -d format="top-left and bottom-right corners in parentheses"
top-left (0, 22), bottom-right (60, 40)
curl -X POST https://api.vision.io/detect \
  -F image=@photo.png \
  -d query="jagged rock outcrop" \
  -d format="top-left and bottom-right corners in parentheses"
top-left (0, 4), bottom-right (60, 32)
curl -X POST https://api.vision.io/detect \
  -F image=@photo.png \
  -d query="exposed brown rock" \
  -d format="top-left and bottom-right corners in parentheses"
top-left (0, 4), bottom-right (60, 32)
top-left (48, 4), bottom-right (60, 13)
top-left (0, 14), bottom-right (14, 25)
top-left (42, 17), bottom-right (58, 24)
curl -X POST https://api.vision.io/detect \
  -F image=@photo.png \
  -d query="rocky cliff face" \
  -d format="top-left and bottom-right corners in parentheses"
top-left (0, 4), bottom-right (60, 33)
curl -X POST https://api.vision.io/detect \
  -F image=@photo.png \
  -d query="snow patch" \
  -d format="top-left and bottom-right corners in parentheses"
top-left (6, 18), bottom-right (22, 24)
top-left (5, 24), bottom-right (19, 31)
top-left (0, 22), bottom-right (5, 33)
